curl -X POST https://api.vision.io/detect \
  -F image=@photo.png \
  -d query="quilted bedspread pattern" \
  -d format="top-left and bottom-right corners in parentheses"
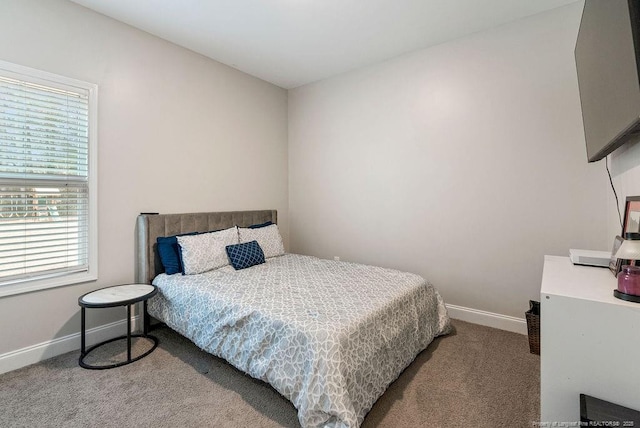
top-left (149, 254), bottom-right (450, 428)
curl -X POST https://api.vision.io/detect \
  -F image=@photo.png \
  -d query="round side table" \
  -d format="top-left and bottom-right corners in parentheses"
top-left (78, 284), bottom-right (159, 369)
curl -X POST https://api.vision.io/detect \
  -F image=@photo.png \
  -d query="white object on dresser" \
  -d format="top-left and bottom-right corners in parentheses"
top-left (568, 249), bottom-right (610, 267)
top-left (540, 255), bottom-right (640, 423)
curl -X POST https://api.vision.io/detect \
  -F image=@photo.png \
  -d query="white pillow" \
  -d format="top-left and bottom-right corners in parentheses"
top-left (177, 227), bottom-right (239, 275)
top-left (238, 224), bottom-right (284, 258)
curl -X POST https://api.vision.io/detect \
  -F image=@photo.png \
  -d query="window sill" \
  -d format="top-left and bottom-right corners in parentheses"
top-left (0, 271), bottom-right (98, 298)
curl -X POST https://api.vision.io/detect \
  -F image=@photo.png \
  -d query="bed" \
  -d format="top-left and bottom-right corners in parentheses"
top-left (136, 210), bottom-right (451, 428)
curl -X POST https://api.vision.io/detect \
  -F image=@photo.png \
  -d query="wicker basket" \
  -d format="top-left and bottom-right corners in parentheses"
top-left (526, 300), bottom-right (540, 355)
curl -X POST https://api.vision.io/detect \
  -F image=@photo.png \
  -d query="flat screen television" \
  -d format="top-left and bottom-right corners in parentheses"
top-left (575, 0), bottom-right (640, 162)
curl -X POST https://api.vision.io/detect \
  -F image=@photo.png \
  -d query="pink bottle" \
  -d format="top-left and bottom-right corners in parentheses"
top-left (617, 265), bottom-right (640, 296)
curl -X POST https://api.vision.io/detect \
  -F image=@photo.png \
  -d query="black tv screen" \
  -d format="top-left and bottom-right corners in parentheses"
top-left (575, 0), bottom-right (640, 162)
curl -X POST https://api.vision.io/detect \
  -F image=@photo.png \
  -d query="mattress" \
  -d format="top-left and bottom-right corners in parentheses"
top-left (148, 253), bottom-right (450, 427)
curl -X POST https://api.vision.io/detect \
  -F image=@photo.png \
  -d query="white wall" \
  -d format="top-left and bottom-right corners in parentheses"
top-left (288, 2), bottom-right (609, 320)
top-left (0, 0), bottom-right (288, 355)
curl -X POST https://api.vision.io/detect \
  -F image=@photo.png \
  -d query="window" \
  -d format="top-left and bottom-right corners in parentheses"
top-left (0, 60), bottom-right (97, 297)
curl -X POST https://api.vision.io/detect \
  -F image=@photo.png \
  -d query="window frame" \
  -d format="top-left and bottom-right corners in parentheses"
top-left (0, 60), bottom-right (98, 298)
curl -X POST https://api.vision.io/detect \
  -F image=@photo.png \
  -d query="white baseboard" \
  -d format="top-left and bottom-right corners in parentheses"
top-left (446, 303), bottom-right (528, 335)
top-left (0, 315), bottom-right (140, 375)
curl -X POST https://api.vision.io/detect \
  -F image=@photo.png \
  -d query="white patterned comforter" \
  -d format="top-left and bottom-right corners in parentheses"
top-left (149, 254), bottom-right (451, 428)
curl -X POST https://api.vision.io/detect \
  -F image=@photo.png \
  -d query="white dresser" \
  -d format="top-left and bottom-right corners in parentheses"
top-left (540, 255), bottom-right (640, 422)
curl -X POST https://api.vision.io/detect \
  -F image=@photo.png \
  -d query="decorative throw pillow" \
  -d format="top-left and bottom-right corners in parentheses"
top-left (177, 227), bottom-right (239, 275)
top-left (247, 221), bottom-right (273, 229)
top-left (238, 224), bottom-right (284, 258)
top-left (156, 232), bottom-right (198, 275)
top-left (226, 240), bottom-right (265, 270)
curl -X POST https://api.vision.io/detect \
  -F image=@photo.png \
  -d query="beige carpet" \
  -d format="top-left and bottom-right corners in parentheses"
top-left (0, 320), bottom-right (539, 427)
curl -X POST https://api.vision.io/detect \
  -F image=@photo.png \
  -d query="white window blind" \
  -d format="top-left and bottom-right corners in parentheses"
top-left (0, 61), bottom-right (97, 293)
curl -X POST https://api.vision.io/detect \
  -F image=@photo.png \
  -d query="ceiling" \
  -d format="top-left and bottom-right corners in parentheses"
top-left (69, 0), bottom-right (580, 89)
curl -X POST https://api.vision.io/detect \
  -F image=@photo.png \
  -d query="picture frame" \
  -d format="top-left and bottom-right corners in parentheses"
top-left (609, 235), bottom-right (628, 277)
top-left (622, 196), bottom-right (640, 237)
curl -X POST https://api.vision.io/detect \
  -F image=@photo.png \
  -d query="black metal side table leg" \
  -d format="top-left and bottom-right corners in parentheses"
top-left (80, 307), bottom-right (86, 358)
top-left (144, 300), bottom-right (150, 335)
top-left (127, 304), bottom-right (132, 362)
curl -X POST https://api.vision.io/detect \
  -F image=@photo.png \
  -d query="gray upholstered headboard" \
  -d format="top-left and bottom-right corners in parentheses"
top-left (135, 210), bottom-right (277, 284)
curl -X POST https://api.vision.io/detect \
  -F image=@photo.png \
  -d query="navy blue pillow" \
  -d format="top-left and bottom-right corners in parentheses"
top-left (248, 221), bottom-right (273, 229)
top-left (156, 232), bottom-right (198, 275)
top-left (226, 240), bottom-right (265, 270)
